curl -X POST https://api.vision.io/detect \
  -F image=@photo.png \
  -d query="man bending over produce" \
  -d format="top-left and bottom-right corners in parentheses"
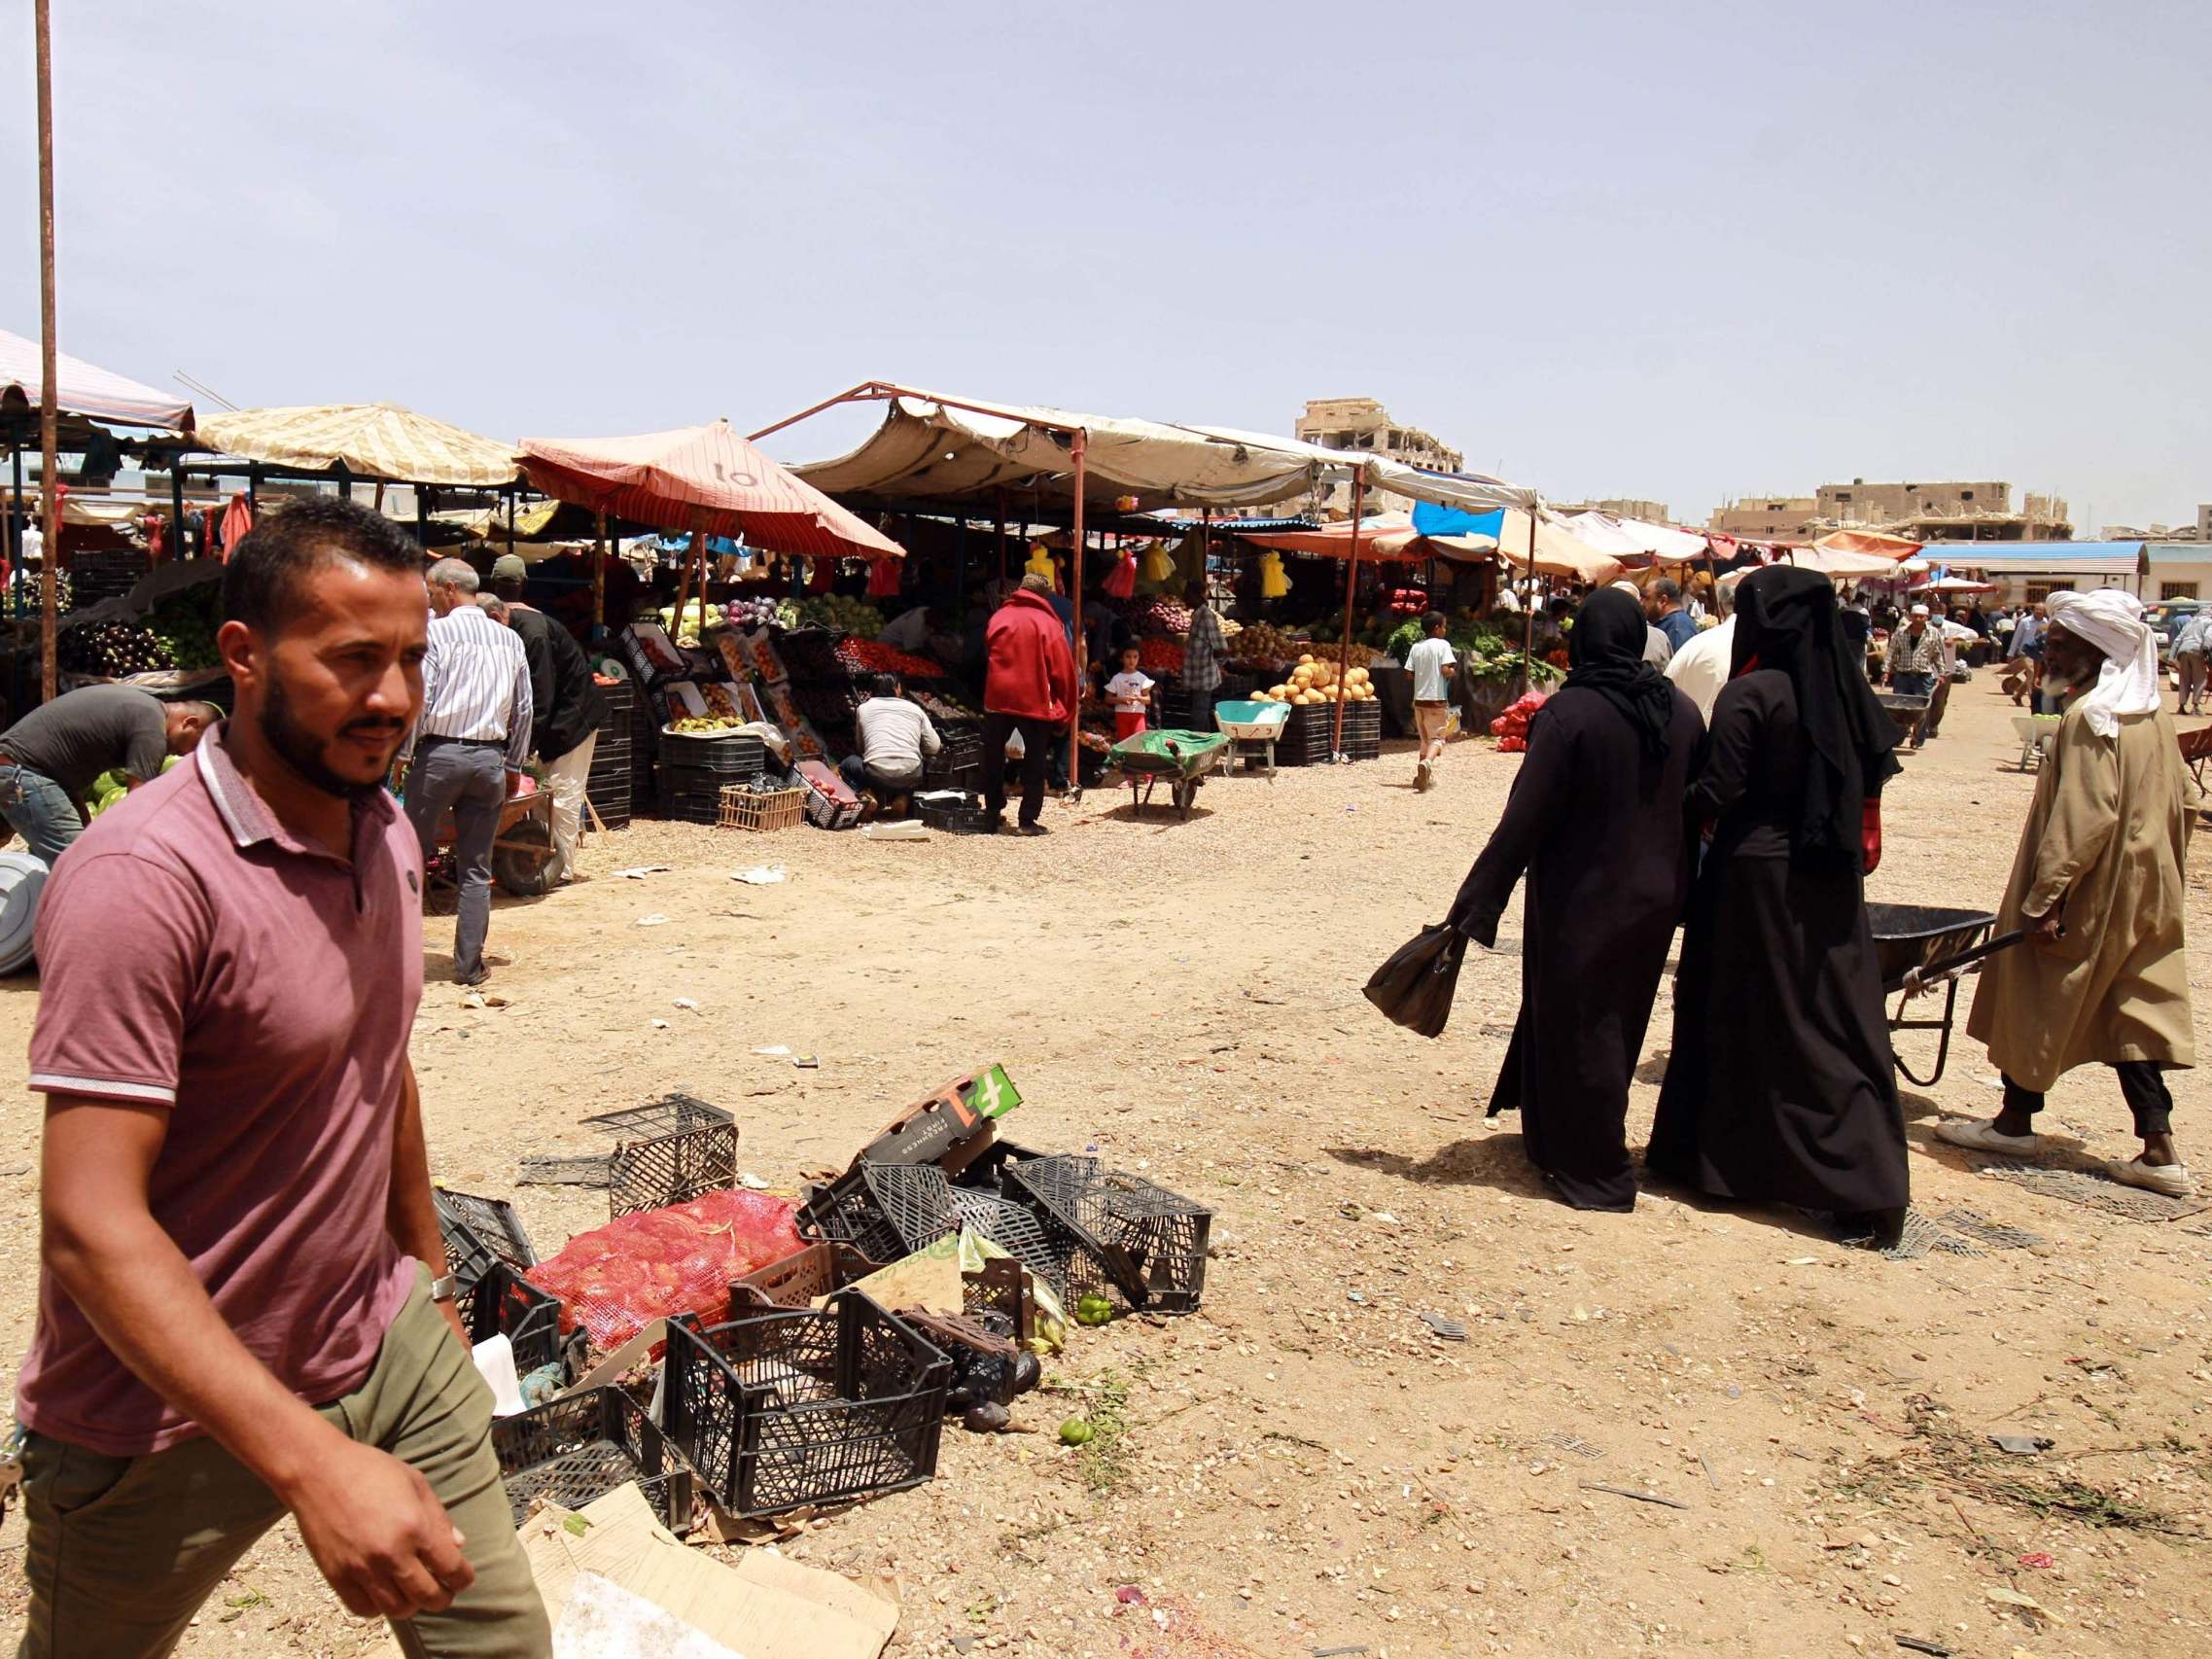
top-left (0, 686), bottom-right (215, 865)
top-left (14, 496), bottom-right (550, 1658)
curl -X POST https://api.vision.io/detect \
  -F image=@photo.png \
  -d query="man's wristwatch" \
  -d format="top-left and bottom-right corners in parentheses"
top-left (430, 1273), bottom-right (459, 1303)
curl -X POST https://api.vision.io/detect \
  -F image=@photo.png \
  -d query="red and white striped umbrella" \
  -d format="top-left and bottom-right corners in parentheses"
top-left (520, 420), bottom-right (901, 561)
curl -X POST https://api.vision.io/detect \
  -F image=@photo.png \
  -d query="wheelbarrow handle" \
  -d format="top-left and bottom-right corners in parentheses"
top-left (1888, 925), bottom-right (2052, 995)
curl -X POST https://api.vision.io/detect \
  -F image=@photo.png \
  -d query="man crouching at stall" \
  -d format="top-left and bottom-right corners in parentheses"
top-left (14, 497), bottom-right (550, 1658)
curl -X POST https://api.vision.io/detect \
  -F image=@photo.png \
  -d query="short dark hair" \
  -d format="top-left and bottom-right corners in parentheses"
top-left (1422, 610), bottom-right (1447, 633)
top-left (871, 673), bottom-right (901, 698)
top-left (1652, 578), bottom-right (1682, 603)
top-left (223, 495), bottom-right (424, 633)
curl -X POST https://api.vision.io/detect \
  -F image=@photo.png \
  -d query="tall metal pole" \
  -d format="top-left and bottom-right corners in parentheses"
top-left (1519, 508), bottom-right (1538, 695)
top-left (1067, 431), bottom-right (1087, 782)
top-left (993, 488), bottom-right (1007, 585)
top-left (593, 510), bottom-right (609, 630)
top-left (35, 0), bottom-right (61, 701)
top-left (1331, 474), bottom-right (1366, 757)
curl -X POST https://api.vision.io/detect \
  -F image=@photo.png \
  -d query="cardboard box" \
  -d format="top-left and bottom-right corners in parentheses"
top-left (848, 1063), bottom-right (1021, 1178)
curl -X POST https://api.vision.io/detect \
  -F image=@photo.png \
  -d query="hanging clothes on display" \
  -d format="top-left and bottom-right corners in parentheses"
top-left (218, 492), bottom-right (254, 559)
top-left (1102, 549), bottom-right (1138, 599)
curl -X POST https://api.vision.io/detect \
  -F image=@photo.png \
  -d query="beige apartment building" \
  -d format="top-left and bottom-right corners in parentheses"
top-left (1709, 494), bottom-right (1818, 539)
top-left (1708, 480), bottom-right (2072, 542)
top-left (1292, 397), bottom-right (1462, 515)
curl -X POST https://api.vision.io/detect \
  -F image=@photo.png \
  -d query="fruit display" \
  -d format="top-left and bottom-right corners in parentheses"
top-left (144, 584), bottom-right (224, 671)
top-left (1129, 595), bottom-right (1191, 637)
top-left (1137, 638), bottom-right (1183, 675)
top-left (3, 571), bottom-right (72, 620)
top-left (723, 593), bottom-right (782, 629)
top-left (58, 620), bottom-right (175, 677)
top-left (788, 594), bottom-right (882, 638)
top-left (1490, 689), bottom-right (1549, 752)
top-left (1226, 621), bottom-right (1309, 665)
top-left (666, 715), bottom-right (748, 733)
top-left (833, 637), bottom-right (941, 679)
top-left (1252, 653), bottom-right (1375, 705)
top-left (656, 599), bottom-right (724, 646)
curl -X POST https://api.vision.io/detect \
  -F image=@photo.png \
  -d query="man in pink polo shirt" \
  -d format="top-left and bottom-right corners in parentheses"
top-left (15, 497), bottom-right (548, 1658)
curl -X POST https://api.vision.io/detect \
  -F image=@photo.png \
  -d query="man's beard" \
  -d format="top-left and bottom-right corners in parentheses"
top-left (258, 676), bottom-right (399, 802)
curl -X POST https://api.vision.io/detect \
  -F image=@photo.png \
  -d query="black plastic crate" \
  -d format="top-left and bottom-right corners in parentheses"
top-left (1278, 699), bottom-right (1381, 765)
top-left (922, 727), bottom-right (985, 793)
top-left (461, 1259), bottom-right (567, 1378)
top-left (658, 729), bottom-right (766, 775)
top-left (899, 1307), bottom-right (1036, 1410)
top-left (433, 1187), bottom-right (535, 1276)
top-left (948, 1187), bottom-right (1073, 1300)
top-left (581, 1093), bottom-right (739, 1219)
top-left (797, 1163), bottom-right (956, 1263)
top-left (492, 1386), bottom-right (693, 1528)
top-left (659, 1291), bottom-right (951, 1517)
top-left (1003, 1154), bottom-right (1211, 1313)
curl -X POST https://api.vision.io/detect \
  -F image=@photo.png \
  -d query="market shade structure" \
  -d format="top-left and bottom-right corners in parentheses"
top-left (519, 420), bottom-right (901, 562)
top-left (0, 325), bottom-right (193, 431)
top-left (1814, 529), bottom-right (1922, 560)
top-left (1411, 503), bottom-right (1625, 584)
top-left (195, 402), bottom-right (519, 486)
top-left (1558, 512), bottom-right (1711, 563)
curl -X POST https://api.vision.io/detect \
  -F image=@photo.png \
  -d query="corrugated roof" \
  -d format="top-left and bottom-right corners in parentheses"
top-left (1927, 541), bottom-right (2142, 572)
top-left (2145, 542), bottom-right (2210, 565)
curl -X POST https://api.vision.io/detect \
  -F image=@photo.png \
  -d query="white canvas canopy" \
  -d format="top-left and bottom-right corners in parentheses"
top-left (780, 385), bottom-right (1543, 517)
top-left (1560, 511), bottom-right (1710, 562)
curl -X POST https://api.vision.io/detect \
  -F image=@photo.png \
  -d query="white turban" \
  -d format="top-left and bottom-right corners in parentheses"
top-left (2045, 589), bottom-right (2159, 738)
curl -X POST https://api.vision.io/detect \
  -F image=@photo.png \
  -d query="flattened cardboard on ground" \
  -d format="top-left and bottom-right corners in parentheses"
top-left (554, 1571), bottom-right (745, 1658)
top-left (520, 1482), bottom-right (898, 1659)
top-left (847, 1061), bottom-right (1020, 1177)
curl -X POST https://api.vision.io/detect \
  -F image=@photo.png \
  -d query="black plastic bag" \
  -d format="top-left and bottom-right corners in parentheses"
top-left (1363, 923), bottom-right (1467, 1038)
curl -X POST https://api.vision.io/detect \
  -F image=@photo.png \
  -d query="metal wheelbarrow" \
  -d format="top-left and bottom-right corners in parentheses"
top-left (1867, 902), bottom-right (2030, 1087)
top-left (1107, 728), bottom-right (1230, 820)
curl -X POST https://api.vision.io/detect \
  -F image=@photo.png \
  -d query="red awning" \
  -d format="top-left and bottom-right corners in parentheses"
top-left (519, 420), bottom-right (903, 561)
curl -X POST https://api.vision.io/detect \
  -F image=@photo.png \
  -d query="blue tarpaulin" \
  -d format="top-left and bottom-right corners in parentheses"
top-left (1411, 502), bottom-right (1504, 540)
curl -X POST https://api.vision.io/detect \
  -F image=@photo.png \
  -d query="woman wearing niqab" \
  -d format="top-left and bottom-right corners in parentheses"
top-left (1648, 565), bottom-right (1910, 1243)
top-left (1448, 588), bottom-right (1705, 1210)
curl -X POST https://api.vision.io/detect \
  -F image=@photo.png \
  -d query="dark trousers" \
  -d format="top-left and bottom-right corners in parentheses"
top-left (981, 712), bottom-right (1055, 827)
top-left (2003, 1064), bottom-right (2174, 1139)
top-left (838, 757), bottom-right (921, 801)
top-left (404, 737), bottom-right (506, 981)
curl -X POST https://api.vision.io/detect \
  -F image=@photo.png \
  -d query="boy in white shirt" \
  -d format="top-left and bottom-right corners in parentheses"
top-left (1404, 612), bottom-right (1457, 792)
top-left (1105, 643), bottom-right (1155, 740)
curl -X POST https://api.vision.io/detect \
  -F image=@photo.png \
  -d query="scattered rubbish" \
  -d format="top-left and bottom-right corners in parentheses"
top-left (636, 913), bottom-right (670, 926)
top-left (519, 1483), bottom-right (899, 1659)
top-left (1984, 1586), bottom-right (2064, 1625)
top-left (963, 1401), bottom-right (1011, 1433)
top-left (1312, 1647), bottom-right (1371, 1658)
top-left (554, 1571), bottom-right (745, 1658)
top-left (737, 1171), bottom-right (770, 1190)
top-left (613, 865), bottom-right (672, 879)
top-left (494, 1389), bottom-right (691, 1529)
top-left (753, 1044), bottom-right (792, 1056)
top-left (1784, 1255), bottom-right (1819, 1266)
top-left (1989, 1432), bottom-right (2054, 1456)
top-left (1579, 1481), bottom-right (1689, 1510)
top-left (847, 1062), bottom-right (1021, 1176)
top-left (731, 865), bottom-right (788, 885)
top-left (472, 1332), bottom-right (527, 1417)
top-left (582, 1093), bottom-right (741, 1218)
top-left (860, 819), bottom-right (929, 841)
top-left (1347, 1290), bottom-right (1367, 1305)
top-left (518, 1152), bottom-right (614, 1189)
top-left (672, 997), bottom-right (700, 1013)
top-left (1698, 1453), bottom-right (1719, 1489)
top-left (1418, 1311), bottom-right (1469, 1341)
top-left (793, 1054), bottom-right (820, 1069)
top-left (1893, 1638), bottom-right (1952, 1656)
top-left (2016, 1551), bottom-right (2056, 1570)
top-left (650, 1019), bottom-right (671, 1029)
top-left (461, 989), bottom-right (510, 1009)
top-left (1544, 1430), bottom-right (1604, 1461)
top-left (532, 1188), bottom-right (800, 1351)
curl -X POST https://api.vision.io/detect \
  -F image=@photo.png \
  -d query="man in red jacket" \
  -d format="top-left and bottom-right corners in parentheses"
top-left (982, 574), bottom-right (1078, 835)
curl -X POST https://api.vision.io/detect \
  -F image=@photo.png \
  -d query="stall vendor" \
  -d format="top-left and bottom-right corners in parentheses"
top-left (0, 687), bottom-right (216, 866)
top-left (840, 674), bottom-right (942, 806)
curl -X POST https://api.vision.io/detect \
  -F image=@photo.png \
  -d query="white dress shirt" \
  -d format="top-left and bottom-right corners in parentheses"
top-left (408, 603), bottom-right (534, 772)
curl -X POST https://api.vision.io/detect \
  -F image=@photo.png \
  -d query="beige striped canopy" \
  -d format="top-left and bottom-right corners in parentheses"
top-left (195, 402), bottom-right (520, 487)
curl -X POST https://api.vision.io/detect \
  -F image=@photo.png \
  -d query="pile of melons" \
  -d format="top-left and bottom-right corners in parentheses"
top-left (1253, 653), bottom-right (1375, 705)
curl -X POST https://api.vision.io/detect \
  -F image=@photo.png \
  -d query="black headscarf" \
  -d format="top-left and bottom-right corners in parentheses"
top-left (1728, 565), bottom-right (1901, 865)
top-left (1562, 587), bottom-right (1675, 760)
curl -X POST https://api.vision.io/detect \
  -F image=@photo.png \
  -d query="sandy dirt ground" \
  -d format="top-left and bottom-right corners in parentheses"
top-left (2, 673), bottom-right (2209, 1658)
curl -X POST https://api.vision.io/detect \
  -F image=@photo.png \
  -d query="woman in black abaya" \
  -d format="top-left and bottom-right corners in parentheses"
top-left (1648, 564), bottom-right (1910, 1244)
top-left (1448, 587), bottom-right (1704, 1210)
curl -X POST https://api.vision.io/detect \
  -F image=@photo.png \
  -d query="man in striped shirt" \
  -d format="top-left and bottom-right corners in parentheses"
top-left (402, 558), bottom-right (532, 985)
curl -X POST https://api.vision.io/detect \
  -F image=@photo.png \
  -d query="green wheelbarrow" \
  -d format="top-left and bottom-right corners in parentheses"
top-left (1107, 728), bottom-right (1231, 820)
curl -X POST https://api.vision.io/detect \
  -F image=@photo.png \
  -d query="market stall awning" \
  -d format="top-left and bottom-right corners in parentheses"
top-left (521, 420), bottom-right (903, 561)
top-left (1812, 529), bottom-right (1921, 560)
top-left (1411, 503), bottom-right (1623, 583)
top-left (786, 389), bottom-right (1369, 512)
top-left (1560, 512), bottom-right (1712, 563)
top-left (1232, 512), bottom-right (1425, 560)
top-left (0, 326), bottom-right (193, 431)
top-left (194, 402), bottom-right (520, 486)
top-left (1928, 541), bottom-right (2143, 578)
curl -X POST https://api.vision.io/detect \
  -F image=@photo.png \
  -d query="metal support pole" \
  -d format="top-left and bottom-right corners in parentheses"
top-left (1331, 476), bottom-right (1367, 757)
top-left (336, 463), bottom-right (353, 503)
top-left (593, 511), bottom-right (609, 629)
top-left (1067, 431), bottom-right (1087, 782)
top-left (168, 465), bottom-right (186, 563)
top-left (994, 488), bottom-right (1007, 585)
top-left (416, 484), bottom-right (432, 554)
top-left (1520, 509), bottom-right (1538, 694)
top-left (505, 486), bottom-right (516, 562)
top-left (35, 0), bottom-right (60, 701)
top-left (8, 443), bottom-right (21, 568)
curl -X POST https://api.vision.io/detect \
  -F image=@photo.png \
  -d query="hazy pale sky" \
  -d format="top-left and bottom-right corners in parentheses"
top-left (8, 2), bottom-right (2208, 529)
